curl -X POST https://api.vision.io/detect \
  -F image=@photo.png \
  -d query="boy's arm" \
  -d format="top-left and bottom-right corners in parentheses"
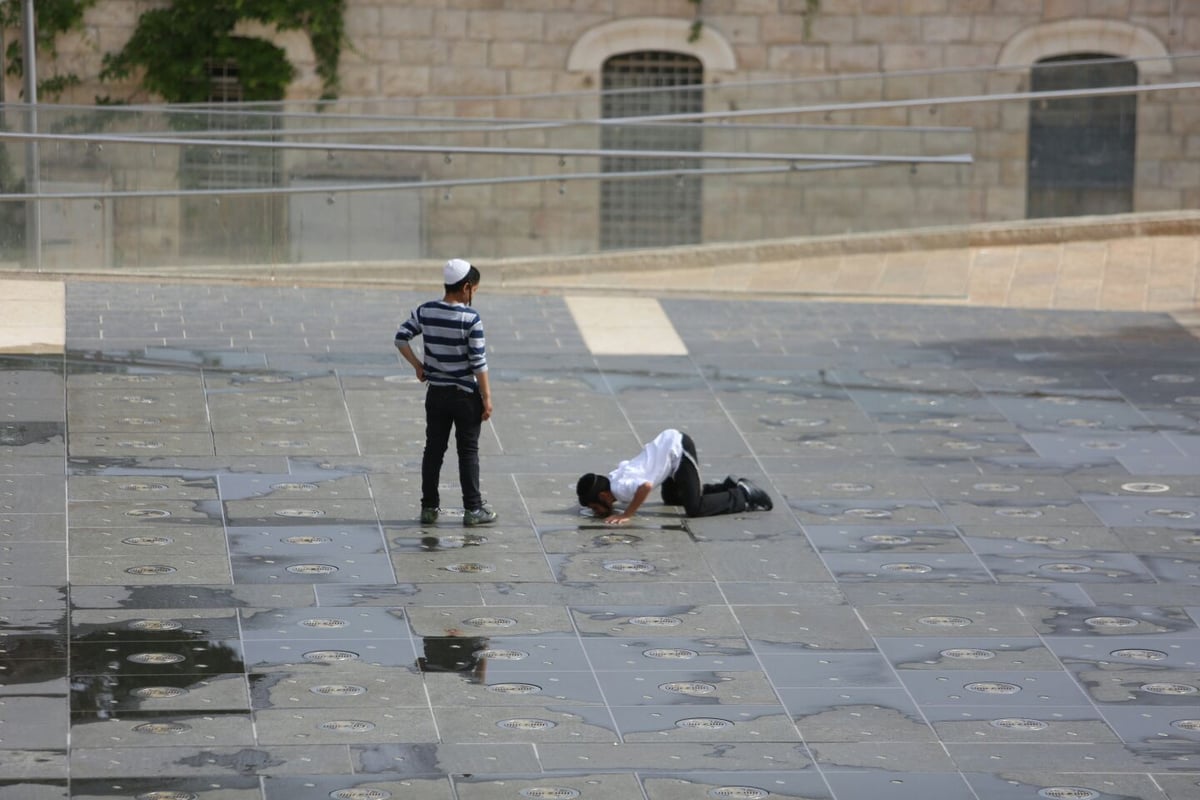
top-left (395, 341), bottom-right (425, 382)
top-left (606, 481), bottom-right (653, 525)
top-left (476, 370), bottom-right (492, 421)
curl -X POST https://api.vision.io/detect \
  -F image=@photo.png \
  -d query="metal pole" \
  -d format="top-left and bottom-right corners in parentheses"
top-left (20, 0), bottom-right (40, 268)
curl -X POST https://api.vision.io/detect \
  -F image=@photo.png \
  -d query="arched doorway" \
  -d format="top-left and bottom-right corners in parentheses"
top-left (1027, 54), bottom-right (1137, 219)
top-left (600, 51), bottom-right (703, 250)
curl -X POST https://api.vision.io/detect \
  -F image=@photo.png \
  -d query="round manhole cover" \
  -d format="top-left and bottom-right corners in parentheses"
top-left (116, 440), bottom-right (164, 449)
top-left (1111, 649), bottom-right (1168, 662)
top-left (310, 684), bottom-right (368, 697)
top-left (319, 720), bottom-right (376, 733)
top-left (881, 563), bottom-right (932, 573)
top-left (675, 717), bottom-right (734, 730)
top-left (496, 718), bottom-right (556, 731)
top-left (303, 650), bottom-right (359, 662)
top-left (119, 417), bottom-right (161, 426)
top-left (660, 681), bottom-right (717, 695)
top-left (125, 508), bottom-right (170, 517)
top-left (1142, 683), bottom-right (1199, 696)
top-left (122, 536), bottom-right (174, 546)
top-left (994, 508), bottom-right (1042, 518)
top-left (136, 793), bottom-right (197, 800)
top-left (1171, 719), bottom-right (1200, 732)
top-left (519, 789), bottom-right (580, 800)
top-left (965, 681), bottom-right (1021, 695)
top-left (920, 615), bottom-right (972, 626)
top-left (594, 533), bottom-right (642, 545)
top-left (131, 687), bottom-right (189, 700)
top-left (629, 616), bottom-right (683, 627)
top-left (1058, 418), bottom-right (1102, 428)
top-left (644, 648), bottom-right (698, 660)
top-left (299, 618), bottom-right (349, 629)
top-left (487, 683), bottom-right (542, 695)
top-left (1122, 482), bottom-right (1171, 493)
top-left (120, 482), bottom-right (169, 492)
top-left (1037, 789), bottom-right (1098, 800)
top-left (272, 482), bottom-right (318, 492)
top-left (1153, 374), bottom-right (1195, 384)
top-left (282, 535), bottom-right (333, 545)
top-left (990, 718), bottom-right (1048, 730)
top-left (828, 482), bottom-right (872, 492)
top-left (1082, 441), bottom-right (1124, 450)
top-left (133, 722), bottom-right (191, 735)
top-left (475, 648), bottom-right (528, 661)
top-left (863, 534), bottom-right (911, 545)
top-left (709, 789), bottom-right (769, 800)
top-left (286, 563), bottom-right (339, 575)
top-left (846, 508), bottom-right (892, 518)
top-left (1085, 616), bottom-right (1138, 628)
top-left (973, 483), bottom-right (1020, 492)
top-left (464, 616), bottom-right (517, 628)
top-left (330, 790), bottom-right (392, 800)
top-left (444, 562), bottom-right (495, 573)
top-left (126, 565), bottom-right (177, 575)
top-left (128, 619), bottom-right (182, 631)
top-left (603, 559), bottom-right (654, 573)
top-left (941, 648), bottom-right (995, 660)
top-left (274, 508), bottom-right (325, 517)
top-left (1041, 563), bottom-right (1092, 574)
top-left (127, 652), bottom-right (185, 665)
top-left (1017, 535), bottom-right (1067, 546)
top-left (1148, 508), bottom-right (1195, 519)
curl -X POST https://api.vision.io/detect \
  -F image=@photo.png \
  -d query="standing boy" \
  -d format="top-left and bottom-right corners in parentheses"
top-left (395, 259), bottom-right (497, 527)
top-left (576, 428), bottom-right (773, 525)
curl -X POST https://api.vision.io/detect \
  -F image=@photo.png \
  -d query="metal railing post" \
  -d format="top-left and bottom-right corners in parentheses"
top-left (21, 0), bottom-right (40, 269)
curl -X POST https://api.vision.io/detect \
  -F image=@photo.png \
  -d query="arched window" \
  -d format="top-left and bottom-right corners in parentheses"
top-left (600, 51), bottom-right (703, 250)
top-left (1027, 54), bottom-right (1137, 218)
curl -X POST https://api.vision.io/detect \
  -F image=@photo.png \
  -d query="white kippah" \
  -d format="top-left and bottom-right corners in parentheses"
top-left (444, 258), bottom-right (471, 284)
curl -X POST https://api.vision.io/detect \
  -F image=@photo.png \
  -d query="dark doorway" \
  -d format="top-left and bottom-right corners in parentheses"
top-left (600, 51), bottom-right (703, 250)
top-left (1027, 54), bottom-right (1137, 218)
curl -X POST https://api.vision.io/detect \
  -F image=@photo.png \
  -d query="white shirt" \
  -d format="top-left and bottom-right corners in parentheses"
top-left (608, 429), bottom-right (684, 504)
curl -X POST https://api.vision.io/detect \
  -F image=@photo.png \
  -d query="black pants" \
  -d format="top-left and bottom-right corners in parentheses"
top-left (660, 433), bottom-right (747, 517)
top-left (422, 385), bottom-right (483, 510)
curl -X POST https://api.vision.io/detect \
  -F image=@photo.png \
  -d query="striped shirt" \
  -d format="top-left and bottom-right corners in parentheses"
top-left (395, 300), bottom-right (487, 392)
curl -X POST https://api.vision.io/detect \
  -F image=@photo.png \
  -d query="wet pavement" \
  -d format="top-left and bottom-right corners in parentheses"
top-left (2, 280), bottom-right (1200, 798)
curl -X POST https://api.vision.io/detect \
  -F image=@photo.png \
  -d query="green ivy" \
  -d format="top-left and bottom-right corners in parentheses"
top-left (0, 0), bottom-right (97, 99)
top-left (102, 0), bottom-right (345, 103)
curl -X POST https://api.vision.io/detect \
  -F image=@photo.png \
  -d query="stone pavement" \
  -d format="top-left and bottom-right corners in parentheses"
top-left (2, 260), bottom-right (1200, 799)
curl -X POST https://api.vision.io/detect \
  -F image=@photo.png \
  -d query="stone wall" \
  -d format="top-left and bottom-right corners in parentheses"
top-left (8, 1), bottom-right (1197, 265)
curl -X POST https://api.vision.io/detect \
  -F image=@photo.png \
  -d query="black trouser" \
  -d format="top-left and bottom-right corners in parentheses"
top-left (421, 384), bottom-right (483, 510)
top-left (659, 433), bottom-right (747, 517)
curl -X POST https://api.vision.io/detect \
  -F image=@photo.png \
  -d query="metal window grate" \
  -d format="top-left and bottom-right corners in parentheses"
top-left (1027, 55), bottom-right (1137, 219)
top-left (600, 51), bottom-right (703, 251)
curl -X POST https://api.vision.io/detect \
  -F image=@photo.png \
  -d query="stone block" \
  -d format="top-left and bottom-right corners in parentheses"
top-left (381, 66), bottom-right (432, 97)
top-left (829, 44), bottom-right (880, 74)
top-left (381, 7), bottom-right (436, 37)
top-left (768, 44), bottom-right (830, 73)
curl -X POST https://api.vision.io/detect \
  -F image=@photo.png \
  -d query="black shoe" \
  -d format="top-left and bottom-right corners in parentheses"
top-left (737, 478), bottom-right (773, 511)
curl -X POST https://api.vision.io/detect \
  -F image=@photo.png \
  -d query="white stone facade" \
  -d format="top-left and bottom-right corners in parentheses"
top-left (10, 1), bottom-right (1199, 266)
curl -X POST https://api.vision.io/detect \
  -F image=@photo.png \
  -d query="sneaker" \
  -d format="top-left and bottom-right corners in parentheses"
top-left (420, 507), bottom-right (439, 525)
top-left (737, 478), bottom-right (773, 511)
top-left (463, 504), bottom-right (498, 527)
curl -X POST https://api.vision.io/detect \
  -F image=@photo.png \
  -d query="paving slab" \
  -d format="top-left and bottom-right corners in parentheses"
top-left (3, 277), bottom-right (1200, 796)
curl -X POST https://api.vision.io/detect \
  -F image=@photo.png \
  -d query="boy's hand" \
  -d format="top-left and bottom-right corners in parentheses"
top-left (414, 364), bottom-right (426, 382)
top-left (481, 397), bottom-right (493, 421)
top-left (605, 513), bottom-right (632, 525)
